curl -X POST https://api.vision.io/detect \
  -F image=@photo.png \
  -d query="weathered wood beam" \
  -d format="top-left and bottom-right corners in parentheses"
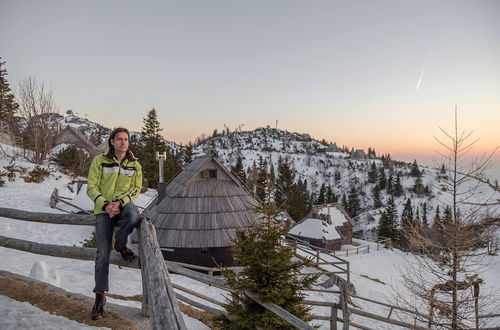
top-left (0, 234), bottom-right (136, 267)
top-left (0, 207), bottom-right (94, 225)
top-left (0, 234), bottom-right (229, 290)
top-left (350, 307), bottom-right (428, 330)
top-left (245, 291), bottom-right (316, 330)
top-left (138, 219), bottom-right (186, 330)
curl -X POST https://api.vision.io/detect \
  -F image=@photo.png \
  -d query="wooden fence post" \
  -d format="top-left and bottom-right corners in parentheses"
top-left (137, 221), bottom-right (149, 318)
top-left (330, 306), bottom-right (338, 330)
top-left (138, 218), bottom-right (187, 330)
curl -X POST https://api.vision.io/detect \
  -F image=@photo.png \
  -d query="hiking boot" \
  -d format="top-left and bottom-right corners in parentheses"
top-left (115, 245), bottom-right (137, 262)
top-left (91, 292), bottom-right (106, 320)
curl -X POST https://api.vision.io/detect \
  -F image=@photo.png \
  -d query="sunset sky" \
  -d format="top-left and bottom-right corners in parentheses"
top-left (1, 1), bottom-right (499, 179)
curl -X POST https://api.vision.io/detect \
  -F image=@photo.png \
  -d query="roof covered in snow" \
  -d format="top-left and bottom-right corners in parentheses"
top-left (288, 204), bottom-right (351, 240)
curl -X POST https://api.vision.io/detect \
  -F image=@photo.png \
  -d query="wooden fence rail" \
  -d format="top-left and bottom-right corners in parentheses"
top-left (0, 207), bottom-right (94, 225)
top-left (3, 209), bottom-right (482, 329)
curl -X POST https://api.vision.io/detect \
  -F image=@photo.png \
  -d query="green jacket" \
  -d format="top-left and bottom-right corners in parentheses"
top-left (87, 149), bottom-right (143, 215)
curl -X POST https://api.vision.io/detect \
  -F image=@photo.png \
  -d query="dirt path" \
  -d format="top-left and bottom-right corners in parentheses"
top-left (0, 271), bottom-right (143, 330)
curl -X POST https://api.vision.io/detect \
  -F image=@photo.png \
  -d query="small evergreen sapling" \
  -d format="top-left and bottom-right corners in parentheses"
top-left (214, 201), bottom-right (318, 329)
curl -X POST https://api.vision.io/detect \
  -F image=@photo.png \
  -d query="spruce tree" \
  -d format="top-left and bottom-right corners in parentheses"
top-left (0, 58), bottom-right (19, 125)
top-left (215, 203), bottom-right (318, 329)
top-left (135, 108), bottom-right (174, 189)
top-left (231, 155), bottom-right (247, 184)
top-left (410, 159), bottom-right (421, 177)
top-left (393, 174), bottom-right (403, 197)
top-left (439, 164), bottom-right (447, 178)
top-left (386, 174), bottom-right (394, 195)
top-left (400, 198), bottom-right (414, 226)
top-left (422, 202), bottom-right (428, 226)
top-left (256, 156), bottom-right (269, 202)
top-left (347, 186), bottom-right (361, 218)
top-left (342, 193), bottom-right (348, 212)
top-left (325, 185), bottom-right (337, 203)
top-left (412, 176), bottom-right (425, 195)
top-left (334, 170), bottom-right (341, 182)
top-left (372, 184), bottom-right (383, 208)
top-left (368, 162), bottom-right (378, 184)
top-left (316, 183), bottom-right (326, 205)
top-left (378, 197), bottom-right (398, 242)
top-left (432, 205), bottom-right (442, 230)
top-left (288, 178), bottom-right (310, 220)
top-left (274, 157), bottom-right (295, 212)
top-left (378, 167), bottom-right (387, 190)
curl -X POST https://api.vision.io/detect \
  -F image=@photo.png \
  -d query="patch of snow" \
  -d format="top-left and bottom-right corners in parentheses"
top-left (289, 218), bottom-right (341, 240)
top-left (0, 295), bottom-right (109, 330)
top-left (29, 261), bottom-right (61, 287)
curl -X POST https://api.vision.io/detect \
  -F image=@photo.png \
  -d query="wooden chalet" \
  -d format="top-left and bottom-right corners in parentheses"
top-left (288, 203), bottom-right (353, 251)
top-left (55, 126), bottom-right (104, 156)
top-left (144, 154), bottom-right (261, 267)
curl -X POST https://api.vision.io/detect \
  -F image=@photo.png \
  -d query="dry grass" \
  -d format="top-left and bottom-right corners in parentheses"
top-left (0, 274), bottom-right (139, 330)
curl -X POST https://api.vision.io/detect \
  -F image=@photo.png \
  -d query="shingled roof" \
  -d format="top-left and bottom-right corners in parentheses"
top-left (144, 154), bottom-right (262, 248)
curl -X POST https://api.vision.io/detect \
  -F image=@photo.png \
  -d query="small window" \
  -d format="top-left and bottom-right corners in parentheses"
top-left (201, 248), bottom-right (209, 255)
top-left (209, 169), bottom-right (217, 178)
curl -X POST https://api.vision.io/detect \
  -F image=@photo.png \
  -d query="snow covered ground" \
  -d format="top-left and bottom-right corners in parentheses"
top-left (0, 295), bottom-right (109, 330)
top-left (1, 143), bottom-right (499, 329)
top-left (0, 145), bottom-right (209, 329)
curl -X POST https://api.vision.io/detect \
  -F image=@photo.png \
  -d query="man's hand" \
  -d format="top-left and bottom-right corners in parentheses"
top-left (105, 201), bottom-right (121, 218)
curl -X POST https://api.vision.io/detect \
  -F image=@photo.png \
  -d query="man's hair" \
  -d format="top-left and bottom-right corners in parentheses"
top-left (108, 127), bottom-right (130, 151)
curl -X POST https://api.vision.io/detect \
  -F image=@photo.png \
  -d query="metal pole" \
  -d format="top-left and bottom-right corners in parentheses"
top-left (156, 151), bottom-right (167, 183)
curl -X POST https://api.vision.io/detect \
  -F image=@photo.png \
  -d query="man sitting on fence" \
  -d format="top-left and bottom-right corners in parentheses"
top-left (87, 127), bottom-right (143, 320)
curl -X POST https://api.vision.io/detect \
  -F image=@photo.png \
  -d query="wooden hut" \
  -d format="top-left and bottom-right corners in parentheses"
top-left (288, 203), bottom-right (353, 251)
top-left (144, 154), bottom-right (261, 267)
top-left (54, 126), bottom-right (103, 156)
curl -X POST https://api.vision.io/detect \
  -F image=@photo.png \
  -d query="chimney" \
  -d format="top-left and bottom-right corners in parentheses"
top-left (156, 151), bottom-right (167, 204)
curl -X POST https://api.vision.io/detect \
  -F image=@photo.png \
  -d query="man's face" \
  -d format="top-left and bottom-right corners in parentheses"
top-left (111, 132), bottom-right (129, 153)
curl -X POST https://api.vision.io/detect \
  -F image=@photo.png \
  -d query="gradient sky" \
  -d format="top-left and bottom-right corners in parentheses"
top-left (1, 0), bottom-right (499, 179)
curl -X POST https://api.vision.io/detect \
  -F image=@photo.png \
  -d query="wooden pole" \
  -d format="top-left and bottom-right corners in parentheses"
top-left (0, 207), bottom-right (94, 225)
top-left (138, 219), bottom-right (186, 330)
top-left (137, 225), bottom-right (149, 318)
top-left (245, 291), bottom-right (315, 330)
top-left (330, 306), bottom-right (338, 330)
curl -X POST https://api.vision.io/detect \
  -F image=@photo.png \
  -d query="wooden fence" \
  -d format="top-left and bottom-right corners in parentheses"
top-left (2, 206), bottom-right (497, 329)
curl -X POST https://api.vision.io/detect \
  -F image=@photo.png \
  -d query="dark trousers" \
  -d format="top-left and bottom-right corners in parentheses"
top-left (93, 203), bottom-right (139, 293)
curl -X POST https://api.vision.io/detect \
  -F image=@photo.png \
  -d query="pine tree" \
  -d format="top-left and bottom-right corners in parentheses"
top-left (334, 170), bottom-right (341, 182)
top-left (368, 162), bottom-right (378, 184)
top-left (347, 186), bottom-right (361, 218)
top-left (288, 178), bottom-right (310, 220)
top-left (134, 108), bottom-right (174, 189)
top-left (412, 176), bottom-right (425, 195)
top-left (378, 197), bottom-right (398, 242)
top-left (422, 202), bottom-right (428, 226)
top-left (372, 184), bottom-right (383, 208)
top-left (386, 174), bottom-right (394, 195)
top-left (394, 174), bottom-right (403, 197)
top-left (342, 193), bottom-right (348, 212)
top-left (231, 155), bottom-right (247, 184)
top-left (316, 183), bottom-right (326, 205)
top-left (410, 159), bottom-right (421, 177)
top-left (432, 205), bottom-right (442, 230)
top-left (401, 198), bottom-right (414, 226)
top-left (0, 58), bottom-right (19, 126)
top-left (274, 157), bottom-right (295, 213)
top-left (439, 163), bottom-right (447, 178)
top-left (325, 185), bottom-right (337, 203)
top-left (215, 203), bottom-right (318, 329)
top-left (378, 167), bottom-right (387, 190)
top-left (256, 156), bottom-right (269, 202)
